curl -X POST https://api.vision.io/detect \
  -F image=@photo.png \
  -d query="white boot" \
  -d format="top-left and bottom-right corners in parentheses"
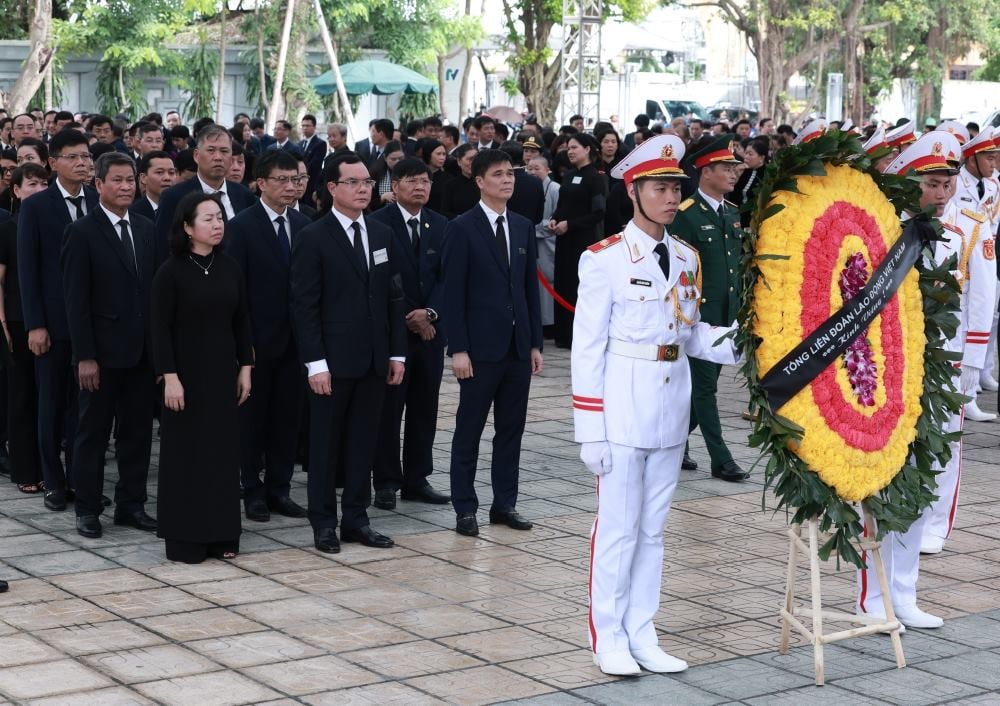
top-left (630, 646), bottom-right (688, 673)
top-left (856, 606), bottom-right (905, 634)
top-left (965, 400), bottom-right (997, 422)
top-left (593, 650), bottom-right (641, 676)
top-left (980, 373), bottom-right (999, 392)
top-left (920, 535), bottom-right (944, 554)
top-left (894, 604), bottom-right (944, 628)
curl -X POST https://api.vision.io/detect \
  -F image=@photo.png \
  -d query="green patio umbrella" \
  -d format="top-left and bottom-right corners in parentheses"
top-left (311, 60), bottom-right (437, 97)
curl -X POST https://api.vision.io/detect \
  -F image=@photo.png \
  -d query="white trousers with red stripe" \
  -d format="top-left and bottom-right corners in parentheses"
top-left (588, 442), bottom-right (683, 655)
top-left (922, 409), bottom-right (964, 546)
top-left (857, 510), bottom-right (927, 613)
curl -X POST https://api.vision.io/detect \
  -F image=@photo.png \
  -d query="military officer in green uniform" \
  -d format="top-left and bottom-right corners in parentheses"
top-left (672, 134), bottom-right (748, 482)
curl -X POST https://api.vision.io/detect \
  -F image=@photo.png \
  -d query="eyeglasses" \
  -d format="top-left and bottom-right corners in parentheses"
top-left (265, 176), bottom-right (307, 185)
top-left (397, 177), bottom-right (432, 187)
top-left (55, 153), bottom-right (93, 163)
top-left (335, 179), bottom-right (376, 189)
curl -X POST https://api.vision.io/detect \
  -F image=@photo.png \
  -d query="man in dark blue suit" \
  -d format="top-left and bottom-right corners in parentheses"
top-left (290, 153), bottom-right (407, 554)
top-left (442, 149), bottom-right (544, 537)
top-left (155, 125), bottom-right (256, 250)
top-left (297, 114), bottom-right (326, 198)
top-left (18, 129), bottom-right (99, 511)
top-left (368, 158), bottom-right (450, 510)
top-left (60, 153), bottom-right (160, 539)
top-left (266, 120), bottom-right (303, 157)
top-left (225, 151), bottom-right (310, 523)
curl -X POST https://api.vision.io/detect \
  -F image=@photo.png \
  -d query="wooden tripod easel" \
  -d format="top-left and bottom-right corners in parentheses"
top-left (779, 515), bottom-right (906, 685)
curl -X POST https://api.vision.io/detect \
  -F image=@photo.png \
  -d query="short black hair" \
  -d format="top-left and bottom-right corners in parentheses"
top-left (136, 122), bottom-right (162, 138)
top-left (758, 117), bottom-right (773, 127)
top-left (570, 114), bottom-right (584, 122)
top-left (48, 128), bottom-right (89, 155)
top-left (499, 140), bottom-right (524, 166)
top-left (11, 162), bottom-right (49, 189)
top-left (137, 151), bottom-right (173, 174)
top-left (417, 139), bottom-right (443, 163)
top-left (322, 152), bottom-right (364, 184)
top-left (89, 142), bottom-right (115, 160)
top-left (301, 114), bottom-right (317, 126)
top-left (54, 110), bottom-right (74, 123)
top-left (87, 114), bottom-right (113, 130)
top-left (405, 119), bottom-right (424, 137)
top-left (44, 110), bottom-right (57, 119)
top-left (734, 119), bottom-right (751, 129)
top-left (249, 118), bottom-right (265, 130)
top-left (558, 124), bottom-right (579, 136)
top-left (175, 149), bottom-right (197, 174)
top-left (471, 149), bottom-right (511, 179)
top-left (231, 141), bottom-right (245, 157)
top-left (453, 143), bottom-right (477, 164)
top-left (255, 149), bottom-right (299, 179)
top-left (423, 116), bottom-right (442, 129)
top-left (442, 125), bottom-right (460, 144)
top-left (17, 137), bottom-right (49, 163)
top-left (192, 117), bottom-right (215, 138)
top-left (170, 192), bottom-right (224, 256)
top-left (391, 157), bottom-right (431, 181)
top-left (275, 119), bottom-right (292, 131)
top-left (634, 113), bottom-right (651, 128)
top-left (776, 124), bottom-right (796, 136)
top-left (966, 121), bottom-right (979, 132)
top-left (170, 125), bottom-right (191, 139)
top-left (568, 132), bottom-right (599, 162)
top-left (495, 123), bottom-right (509, 140)
top-left (473, 115), bottom-right (495, 130)
top-left (462, 117), bottom-right (475, 130)
top-left (143, 112), bottom-right (164, 125)
top-left (373, 118), bottom-right (394, 140)
top-left (380, 139), bottom-right (404, 158)
top-left (94, 151), bottom-right (136, 181)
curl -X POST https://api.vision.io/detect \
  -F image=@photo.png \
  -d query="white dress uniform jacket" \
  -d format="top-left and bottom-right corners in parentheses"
top-left (572, 222), bottom-right (739, 448)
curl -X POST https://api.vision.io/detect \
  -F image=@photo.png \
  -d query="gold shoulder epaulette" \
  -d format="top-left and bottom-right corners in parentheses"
top-left (678, 198), bottom-right (695, 212)
top-left (587, 233), bottom-right (623, 253)
top-left (960, 208), bottom-right (987, 224)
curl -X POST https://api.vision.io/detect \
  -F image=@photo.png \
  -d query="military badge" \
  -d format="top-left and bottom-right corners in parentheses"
top-left (985, 238), bottom-right (996, 261)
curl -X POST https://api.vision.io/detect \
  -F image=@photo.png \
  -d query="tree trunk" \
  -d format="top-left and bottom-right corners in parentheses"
top-left (918, 5), bottom-right (946, 124)
top-left (5, 0), bottom-right (54, 115)
top-left (216, 2), bottom-right (227, 123)
top-left (118, 64), bottom-right (127, 111)
top-left (267, 0), bottom-right (297, 131)
top-left (255, 3), bottom-right (270, 113)
top-left (313, 0), bottom-right (357, 143)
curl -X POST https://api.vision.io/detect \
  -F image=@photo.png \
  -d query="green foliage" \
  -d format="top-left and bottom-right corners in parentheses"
top-left (180, 34), bottom-right (218, 122)
top-left (738, 129), bottom-right (963, 567)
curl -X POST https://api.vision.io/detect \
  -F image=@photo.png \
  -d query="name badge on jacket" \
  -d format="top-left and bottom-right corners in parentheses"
top-left (372, 248), bottom-right (388, 265)
top-left (572, 176), bottom-right (583, 184)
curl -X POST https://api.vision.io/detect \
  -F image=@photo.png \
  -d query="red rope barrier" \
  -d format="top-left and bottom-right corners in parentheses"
top-left (536, 268), bottom-right (576, 313)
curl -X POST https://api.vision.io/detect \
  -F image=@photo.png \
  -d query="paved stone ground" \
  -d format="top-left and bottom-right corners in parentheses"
top-left (0, 349), bottom-right (997, 705)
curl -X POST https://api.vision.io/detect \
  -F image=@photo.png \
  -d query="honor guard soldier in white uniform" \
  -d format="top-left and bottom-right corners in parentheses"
top-left (952, 126), bottom-right (1000, 419)
top-left (857, 132), bottom-right (965, 629)
top-left (571, 135), bottom-right (740, 676)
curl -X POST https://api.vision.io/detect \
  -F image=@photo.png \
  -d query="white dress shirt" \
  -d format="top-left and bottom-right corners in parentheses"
top-left (56, 178), bottom-right (87, 221)
top-left (478, 201), bottom-right (510, 262)
top-left (260, 200), bottom-right (291, 244)
top-left (98, 204), bottom-right (138, 271)
top-left (198, 175), bottom-right (235, 220)
top-left (698, 189), bottom-right (722, 215)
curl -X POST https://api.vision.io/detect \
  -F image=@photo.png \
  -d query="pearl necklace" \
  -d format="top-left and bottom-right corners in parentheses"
top-left (187, 253), bottom-right (215, 276)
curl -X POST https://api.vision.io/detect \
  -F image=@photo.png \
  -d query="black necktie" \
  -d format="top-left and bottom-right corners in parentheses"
top-left (67, 195), bottom-right (84, 220)
top-left (717, 204), bottom-right (724, 221)
top-left (653, 242), bottom-right (671, 282)
top-left (119, 220), bottom-right (138, 277)
top-left (275, 215), bottom-right (290, 263)
top-left (408, 217), bottom-right (420, 255)
top-left (978, 180), bottom-right (985, 199)
top-left (496, 215), bottom-right (509, 267)
top-left (351, 222), bottom-right (368, 272)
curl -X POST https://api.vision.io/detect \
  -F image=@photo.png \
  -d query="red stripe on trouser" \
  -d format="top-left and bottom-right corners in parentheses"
top-left (947, 406), bottom-right (965, 535)
top-left (859, 523), bottom-right (869, 612)
top-left (588, 476), bottom-right (600, 652)
top-left (573, 395), bottom-right (603, 403)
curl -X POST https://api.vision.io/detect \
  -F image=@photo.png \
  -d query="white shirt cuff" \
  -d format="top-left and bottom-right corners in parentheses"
top-left (390, 356), bottom-right (406, 363)
top-left (306, 360), bottom-right (328, 376)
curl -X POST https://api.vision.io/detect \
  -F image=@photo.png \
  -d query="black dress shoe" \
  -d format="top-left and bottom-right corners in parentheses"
top-left (372, 489), bottom-right (396, 510)
top-left (44, 490), bottom-right (67, 511)
top-left (313, 527), bottom-right (340, 554)
top-left (341, 525), bottom-right (394, 548)
top-left (681, 454), bottom-right (698, 471)
top-left (76, 514), bottom-right (103, 538)
top-left (0, 579), bottom-right (7, 593)
top-left (401, 484), bottom-right (451, 505)
top-left (268, 496), bottom-right (307, 518)
top-left (711, 460), bottom-right (749, 482)
top-left (489, 508), bottom-right (533, 530)
top-left (455, 512), bottom-right (479, 536)
top-left (244, 499), bottom-right (270, 522)
top-left (113, 509), bottom-right (158, 532)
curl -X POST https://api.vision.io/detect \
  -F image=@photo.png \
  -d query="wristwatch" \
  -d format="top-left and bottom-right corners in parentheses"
top-left (426, 308), bottom-right (439, 323)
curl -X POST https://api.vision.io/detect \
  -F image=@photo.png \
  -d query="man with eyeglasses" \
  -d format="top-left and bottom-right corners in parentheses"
top-left (290, 153), bottom-right (407, 554)
top-left (11, 114), bottom-right (39, 147)
top-left (155, 125), bottom-right (256, 249)
top-left (225, 151), bottom-right (311, 524)
top-left (17, 129), bottom-right (98, 512)
top-left (368, 158), bottom-right (451, 510)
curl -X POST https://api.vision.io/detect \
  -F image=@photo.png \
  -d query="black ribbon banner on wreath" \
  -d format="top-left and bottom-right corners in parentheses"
top-left (758, 218), bottom-right (930, 413)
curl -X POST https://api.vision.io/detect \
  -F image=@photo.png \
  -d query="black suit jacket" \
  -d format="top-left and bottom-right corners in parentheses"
top-left (155, 177), bottom-right (257, 250)
top-left (507, 170), bottom-right (545, 225)
top-left (301, 135), bottom-right (326, 198)
top-left (442, 205), bottom-right (543, 362)
top-left (367, 205), bottom-right (448, 346)
top-left (0, 208), bottom-right (11, 224)
top-left (354, 138), bottom-right (373, 166)
top-left (60, 209), bottom-right (158, 368)
top-left (290, 212), bottom-right (407, 378)
top-left (129, 195), bottom-right (157, 223)
top-left (267, 141), bottom-right (304, 157)
top-left (225, 202), bottom-right (312, 361)
top-left (18, 182), bottom-right (99, 340)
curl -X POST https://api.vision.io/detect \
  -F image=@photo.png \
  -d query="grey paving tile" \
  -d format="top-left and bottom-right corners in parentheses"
top-left (5, 550), bottom-right (118, 576)
top-left (672, 658), bottom-right (814, 699)
top-left (830, 665), bottom-right (984, 705)
top-left (932, 613), bottom-right (1000, 649)
top-left (745, 684), bottom-right (883, 705)
top-left (501, 693), bottom-right (591, 705)
top-left (749, 644), bottom-right (899, 682)
top-left (843, 628), bottom-right (976, 665)
top-left (572, 674), bottom-right (729, 705)
top-left (916, 650), bottom-right (1000, 691)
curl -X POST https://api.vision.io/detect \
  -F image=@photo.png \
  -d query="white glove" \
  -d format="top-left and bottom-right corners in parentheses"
top-left (581, 441), bottom-right (612, 476)
top-left (960, 365), bottom-right (981, 395)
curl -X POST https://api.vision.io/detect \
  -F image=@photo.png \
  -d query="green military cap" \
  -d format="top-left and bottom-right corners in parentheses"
top-left (683, 133), bottom-right (741, 170)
